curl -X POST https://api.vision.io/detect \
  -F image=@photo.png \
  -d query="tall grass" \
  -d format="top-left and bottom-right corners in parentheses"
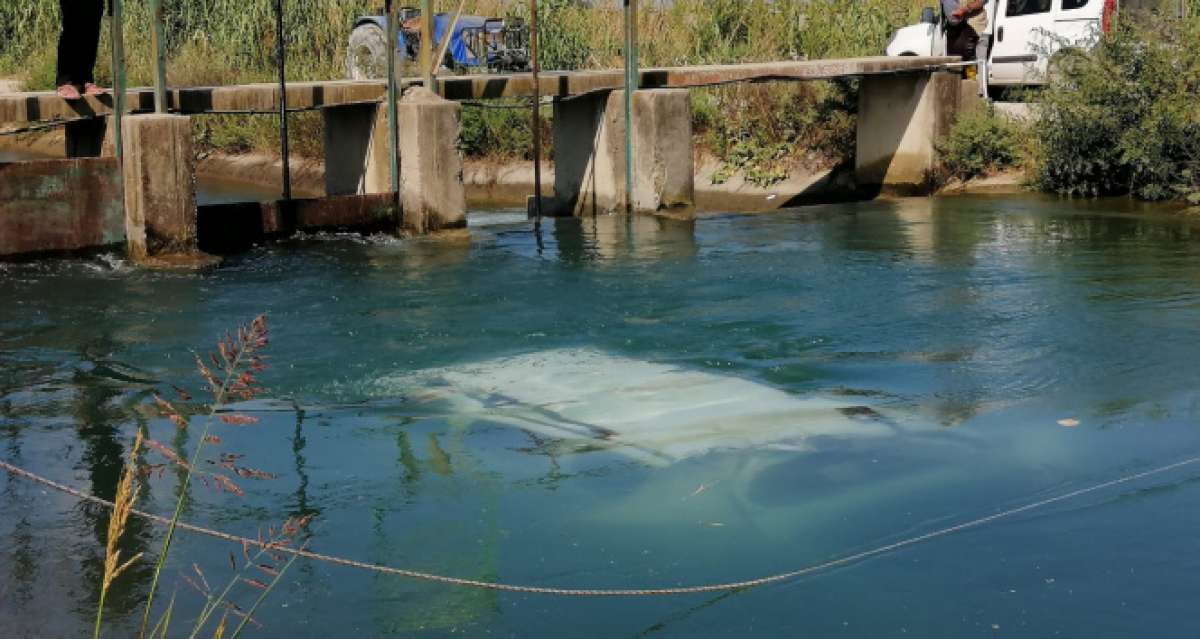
top-left (1, 0), bottom-right (925, 178)
top-left (89, 315), bottom-right (310, 638)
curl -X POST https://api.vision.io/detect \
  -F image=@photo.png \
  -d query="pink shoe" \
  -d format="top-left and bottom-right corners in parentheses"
top-left (83, 83), bottom-right (106, 96)
top-left (57, 83), bottom-right (82, 100)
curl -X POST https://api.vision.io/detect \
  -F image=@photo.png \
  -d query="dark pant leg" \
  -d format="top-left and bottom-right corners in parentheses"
top-left (56, 0), bottom-right (105, 86)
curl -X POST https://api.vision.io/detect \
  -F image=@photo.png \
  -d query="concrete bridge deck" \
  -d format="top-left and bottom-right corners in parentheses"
top-left (1, 56), bottom-right (955, 127)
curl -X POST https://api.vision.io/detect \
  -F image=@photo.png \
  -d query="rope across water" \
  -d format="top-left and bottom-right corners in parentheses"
top-left (2, 455), bottom-right (1197, 596)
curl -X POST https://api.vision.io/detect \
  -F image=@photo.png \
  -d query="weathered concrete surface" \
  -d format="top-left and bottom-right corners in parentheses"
top-left (121, 114), bottom-right (199, 260)
top-left (197, 193), bottom-right (399, 254)
top-left (398, 87), bottom-right (466, 234)
top-left (550, 89), bottom-right (694, 217)
top-left (630, 89), bottom-right (694, 217)
top-left (855, 71), bottom-right (961, 195)
top-left (0, 158), bottom-right (124, 256)
top-left (2, 57), bottom-right (959, 125)
top-left (322, 103), bottom-right (393, 196)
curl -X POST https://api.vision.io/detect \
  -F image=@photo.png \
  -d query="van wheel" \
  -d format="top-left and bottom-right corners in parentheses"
top-left (347, 23), bottom-right (388, 80)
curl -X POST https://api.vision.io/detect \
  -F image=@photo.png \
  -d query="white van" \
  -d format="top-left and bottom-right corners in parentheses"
top-left (885, 0), bottom-right (1116, 89)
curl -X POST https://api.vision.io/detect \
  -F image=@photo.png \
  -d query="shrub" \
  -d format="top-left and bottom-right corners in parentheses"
top-left (938, 104), bottom-right (1026, 182)
top-left (698, 81), bottom-right (857, 187)
top-left (1033, 17), bottom-right (1200, 201)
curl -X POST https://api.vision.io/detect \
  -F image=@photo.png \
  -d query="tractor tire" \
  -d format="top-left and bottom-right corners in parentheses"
top-left (346, 23), bottom-right (388, 80)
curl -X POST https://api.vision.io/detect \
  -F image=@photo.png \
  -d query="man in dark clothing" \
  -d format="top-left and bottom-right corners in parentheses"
top-left (57, 0), bottom-right (107, 100)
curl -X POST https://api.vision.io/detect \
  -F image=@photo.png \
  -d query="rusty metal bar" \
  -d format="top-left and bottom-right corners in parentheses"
top-left (150, 0), bottom-right (167, 113)
top-left (109, 0), bottom-right (125, 163)
top-left (530, 0), bottom-right (543, 227)
top-left (623, 0), bottom-right (638, 214)
top-left (275, 0), bottom-right (291, 200)
top-left (420, 0), bottom-right (434, 89)
top-left (386, 0), bottom-right (399, 197)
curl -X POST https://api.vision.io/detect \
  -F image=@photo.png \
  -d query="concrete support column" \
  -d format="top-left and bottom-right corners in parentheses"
top-left (398, 87), bottom-right (466, 234)
top-left (121, 114), bottom-right (200, 262)
top-left (855, 71), bottom-right (961, 195)
top-left (322, 103), bottom-right (393, 196)
top-left (65, 116), bottom-right (116, 158)
top-left (549, 88), bottom-right (694, 218)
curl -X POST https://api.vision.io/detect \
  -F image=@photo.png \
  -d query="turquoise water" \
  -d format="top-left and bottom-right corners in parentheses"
top-left (3, 197), bottom-right (1200, 637)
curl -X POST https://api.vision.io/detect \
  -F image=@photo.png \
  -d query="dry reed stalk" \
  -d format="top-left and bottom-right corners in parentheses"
top-left (93, 430), bottom-right (146, 639)
top-left (138, 315), bottom-right (272, 639)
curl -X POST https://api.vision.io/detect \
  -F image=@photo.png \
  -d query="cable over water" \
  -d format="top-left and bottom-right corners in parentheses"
top-left (2, 455), bottom-right (1198, 596)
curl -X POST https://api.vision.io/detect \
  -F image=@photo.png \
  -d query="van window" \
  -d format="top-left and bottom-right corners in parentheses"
top-left (1061, 0), bottom-right (1090, 9)
top-left (1006, 0), bottom-right (1053, 16)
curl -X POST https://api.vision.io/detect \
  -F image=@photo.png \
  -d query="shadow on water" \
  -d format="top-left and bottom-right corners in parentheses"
top-left (549, 214), bottom-right (699, 265)
top-left (68, 338), bottom-right (156, 622)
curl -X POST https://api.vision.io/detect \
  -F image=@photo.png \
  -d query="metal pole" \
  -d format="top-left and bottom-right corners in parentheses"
top-left (386, 0), bottom-right (400, 198)
top-left (109, 0), bottom-right (125, 163)
top-left (420, 0), bottom-right (434, 90)
top-left (275, 0), bottom-right (291, 200)
top-left (623, 0), bottom-right (638, 214)
top-left (530, 0), bottom-right (543, 228)
top-left (150, 0), bottom-right (167, 113)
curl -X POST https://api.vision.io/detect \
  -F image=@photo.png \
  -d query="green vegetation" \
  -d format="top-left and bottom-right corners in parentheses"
top-left (1032, 16), bottom-right (1200, 203)
top-left (938, 104), bottom-right (1026, 182)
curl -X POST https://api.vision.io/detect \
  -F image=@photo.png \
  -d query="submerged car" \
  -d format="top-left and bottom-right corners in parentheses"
top-left (885, 0), bottom-right (1117, 90)
top-left (346, 7), bottom-right (530, 79)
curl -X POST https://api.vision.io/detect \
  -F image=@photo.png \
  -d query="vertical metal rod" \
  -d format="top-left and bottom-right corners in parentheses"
top-left (150, 0), bottom-right (167, 113)
top-left (386, 0), bottom-right (400, 198)
top-left (109, 0), bottom-right (125, 163)
top-left (530, 0), bottom-right (543, 228)
top-left (420, 0), bottom-right (434, 90)
top-left (622, 0), bottom-right (638, 214)
top-left (275, 0), bottom-right (291, 200)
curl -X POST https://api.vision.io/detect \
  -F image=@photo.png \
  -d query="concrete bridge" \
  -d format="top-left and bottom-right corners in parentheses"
top-left (0, 56), bottom-right (964, 263)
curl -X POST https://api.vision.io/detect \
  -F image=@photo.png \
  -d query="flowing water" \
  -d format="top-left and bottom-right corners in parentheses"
top-left (3, 196), bottom-right (1200, 637)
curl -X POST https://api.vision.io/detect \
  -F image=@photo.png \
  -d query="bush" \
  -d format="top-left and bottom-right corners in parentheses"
top-left (1033, 17), bottom-right (1200, 202)
top-left (698, 81), bottom-right (857, 187)
top-left (938, 105), bottom-right (1026, 181)
top-left (459, 102), bottom-right (552, 161)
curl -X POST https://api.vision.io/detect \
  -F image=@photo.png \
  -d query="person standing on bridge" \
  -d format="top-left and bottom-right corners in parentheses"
top-left (953, 0), bottom-right (992, 98)
top-left (56, 0), bottom-right (107, 100)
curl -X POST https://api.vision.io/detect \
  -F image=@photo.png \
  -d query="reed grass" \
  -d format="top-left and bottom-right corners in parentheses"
top-left (94, 430), bottom-right (145, 639)
top-left (85, 315), bottom-right (309, 637)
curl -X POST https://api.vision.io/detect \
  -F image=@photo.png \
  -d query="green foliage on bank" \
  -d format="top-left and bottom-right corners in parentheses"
top-left (939, 105), bottom-right (1027, 182)
top-left (1032, 16), bottom-right (1200, 203)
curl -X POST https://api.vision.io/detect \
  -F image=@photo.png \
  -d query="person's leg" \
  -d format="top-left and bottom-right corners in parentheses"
top-left (976, 34), bottom-right (992, 98)
top-left (56, 0), bottom-right (79, 87)
top-left (77, 0), bottom-right (105, 86)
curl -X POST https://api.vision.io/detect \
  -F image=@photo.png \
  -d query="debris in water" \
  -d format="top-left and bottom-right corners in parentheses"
top-left (1057, 418), bottom-right (1080, 427)
top-left (686, 480), bottom-right (719, 499)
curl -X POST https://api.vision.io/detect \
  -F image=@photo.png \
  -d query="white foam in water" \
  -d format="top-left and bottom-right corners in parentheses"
top-left (377, 349), bottom-right (898, 464)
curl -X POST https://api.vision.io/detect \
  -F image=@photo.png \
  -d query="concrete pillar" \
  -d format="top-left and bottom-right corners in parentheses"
top-left (65, 116), bottom-right (116, 158)
top-left (855, 71), bottom-right (961, 195)
top-left (322, 103), bottom-right (393, 196)
top-left (398, 87), bottom-right (466, 234)
top-left (121, 114), bottom-right (199, 262)
top-left (549, 89), bottom-right (694, 218)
